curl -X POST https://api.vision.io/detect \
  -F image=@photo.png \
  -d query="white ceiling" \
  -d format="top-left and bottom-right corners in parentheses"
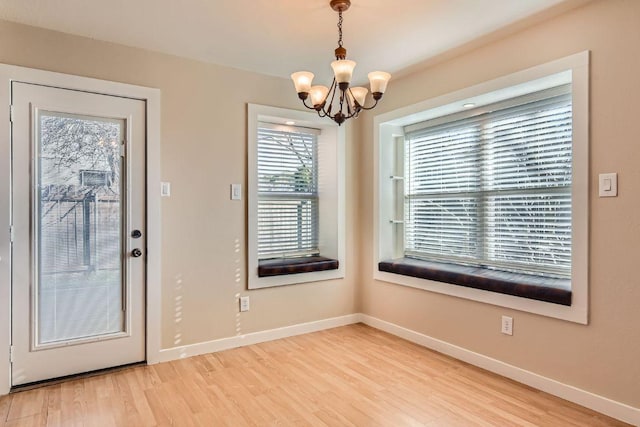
top-left (0, 0), bottom-right (582, 84)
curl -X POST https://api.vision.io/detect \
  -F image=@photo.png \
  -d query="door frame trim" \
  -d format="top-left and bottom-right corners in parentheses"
top-left (0, 63), bottom-right (162, 395)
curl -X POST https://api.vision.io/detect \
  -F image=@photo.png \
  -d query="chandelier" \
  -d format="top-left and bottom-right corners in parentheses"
top-left (290, 0), bottom-right (391, 126)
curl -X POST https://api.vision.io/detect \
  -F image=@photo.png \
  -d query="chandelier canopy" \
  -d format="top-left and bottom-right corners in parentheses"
top-left (291, 0), bottom-right (391, 126)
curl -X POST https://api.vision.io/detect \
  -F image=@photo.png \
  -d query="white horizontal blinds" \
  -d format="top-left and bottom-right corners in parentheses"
top-left (405, 123), bottom-right (482, 260)
top-left (483, 89), bottom-right (572, 276)
top-left (404, 85), bottom-right (572, 278)
top-left (485, 193), bottom-right (571, 275)
top-left (257, 124), bottom-right (319, 259)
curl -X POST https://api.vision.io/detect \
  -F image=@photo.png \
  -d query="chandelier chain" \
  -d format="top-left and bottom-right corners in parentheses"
top-left (337, 11), bottom-right (343, 48)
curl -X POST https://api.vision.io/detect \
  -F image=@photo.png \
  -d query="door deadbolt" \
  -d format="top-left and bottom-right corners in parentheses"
top-left (131, 229), bottom-right (142, 238)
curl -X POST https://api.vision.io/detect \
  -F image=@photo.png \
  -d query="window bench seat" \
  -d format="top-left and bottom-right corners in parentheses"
top-left (258, 256), bottom-right (339, 277)
top-left (378, 258), bottom-right (571, 306)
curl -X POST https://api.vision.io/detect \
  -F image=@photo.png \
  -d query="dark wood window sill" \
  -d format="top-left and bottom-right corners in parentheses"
top-left (378, 257), bottom-right (571, 306)
top-left (258, 256), bottom-right (339, 277)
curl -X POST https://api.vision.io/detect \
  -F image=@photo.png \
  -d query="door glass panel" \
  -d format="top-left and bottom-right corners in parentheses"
top-left (36, 111), bottom-right (125, 345)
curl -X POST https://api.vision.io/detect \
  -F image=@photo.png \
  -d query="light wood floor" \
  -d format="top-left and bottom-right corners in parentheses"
top-left (0, 324), bottom-right (630, 426)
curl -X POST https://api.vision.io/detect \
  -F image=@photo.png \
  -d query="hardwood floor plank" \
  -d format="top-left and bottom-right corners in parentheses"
top-left (5, 389), bottom-right (47, 422)
top-left (143, 385), bottom-right (188, 427)
top-left (313, 405), bottom-right (358, 427)
top-left (55, 379), bottom-right (86, 427)
top-left (111, 370), bottom-right (156, 426)
top-left (1, 324), bottom-right (631, 427)
top-left (4, 413), bottom-right (45, 427)
top-left (374, 387), bottom-right (448, 423)
top-left (192, 408), bottom-right (235, 427)
top-left (317, 391), bottom-right (379, 427)
top-left (0, 395), bottom-right (11, 423)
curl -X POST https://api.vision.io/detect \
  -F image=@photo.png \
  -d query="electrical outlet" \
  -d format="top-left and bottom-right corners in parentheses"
top-left (501, 315), bottom-right (513, 335)
top-left (239, 296), bottom-right (250, 312)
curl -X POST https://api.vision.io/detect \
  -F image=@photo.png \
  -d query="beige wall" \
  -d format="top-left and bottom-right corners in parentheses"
top-left (357, 0), bottom-right (640, 407)
top-left (0, 19), bottom-right (358, 350)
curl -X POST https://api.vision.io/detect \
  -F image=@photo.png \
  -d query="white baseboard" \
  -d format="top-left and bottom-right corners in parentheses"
top-left (154, 313), bottom-right (360, 364)
top-left (359, 314), bottom-right (640, 426)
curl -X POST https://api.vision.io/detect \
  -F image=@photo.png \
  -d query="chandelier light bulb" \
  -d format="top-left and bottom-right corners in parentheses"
top-left (368, 71), bottom-right (391, 95)
top-left (291, 71), bottom-right (314, 94)
top-left (310, 85), bottom-right (330, 107)
top-left (331, 60), bottom-right (356, 84)
top-left (349, 87), bottom-right (368, 107)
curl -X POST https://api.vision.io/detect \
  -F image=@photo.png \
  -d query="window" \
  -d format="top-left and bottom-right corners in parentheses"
top-left (257, 124), bottom-right (320, 259)
top-left (404, 86), bottom-right (572, 279)
top-left (248, 105), bottom-right (345, 289)
top-left (374, 52), bottom-right (589, 323)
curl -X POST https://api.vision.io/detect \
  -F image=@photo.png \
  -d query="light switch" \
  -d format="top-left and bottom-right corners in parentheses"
top-left (161, 182), bottom-right (171, 197)
top-left (231, 184), bottom-right (242, 200)
top-left (598, 173), bottom-right (617, 197)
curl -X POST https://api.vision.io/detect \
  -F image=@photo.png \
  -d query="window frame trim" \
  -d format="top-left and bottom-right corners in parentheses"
top-left (373, 51), bottom-right (589, 324)
top-left (248, 104), bottom-right (346, 289)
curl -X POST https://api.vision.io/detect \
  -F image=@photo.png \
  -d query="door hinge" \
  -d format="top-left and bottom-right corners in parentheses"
top-left (120, 140), bottom-right (126, 157)
top-left (9, 105), bottom-right (14, 123)
top-left (9, 345), bottom-right (14, 363)
top-left (9, 225), bottom-right (14, 243)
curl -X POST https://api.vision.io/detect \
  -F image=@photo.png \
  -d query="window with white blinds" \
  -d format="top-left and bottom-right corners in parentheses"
top-left (257, 124), bottom-right (319, 259)
top-left (404, 85), bottom-right (572, 278)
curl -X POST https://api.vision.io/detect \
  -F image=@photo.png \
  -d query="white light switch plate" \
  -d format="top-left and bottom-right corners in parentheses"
top-left (231, 184), bottom-right (242, 200)
top-left (161, 182), bottom-right (171, 197)
top-left (598, 173), bottom-right (617, 197)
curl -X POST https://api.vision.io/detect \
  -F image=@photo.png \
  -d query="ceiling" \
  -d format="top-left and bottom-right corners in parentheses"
top-left (0, 0), bottom-right (584, 84)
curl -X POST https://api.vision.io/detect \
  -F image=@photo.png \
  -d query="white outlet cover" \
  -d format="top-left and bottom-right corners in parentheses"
top-left (239, 296), bottom-right (250, 312)
top-left (501, 315), bottom-right (513, 335)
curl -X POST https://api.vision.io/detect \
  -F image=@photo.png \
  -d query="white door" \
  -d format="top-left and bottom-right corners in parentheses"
top-left (11, 82), bottom-right (146, 386)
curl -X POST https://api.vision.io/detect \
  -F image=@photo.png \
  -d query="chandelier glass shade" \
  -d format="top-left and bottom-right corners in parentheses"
top-left (291, 0), bottom-right (391, 125)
